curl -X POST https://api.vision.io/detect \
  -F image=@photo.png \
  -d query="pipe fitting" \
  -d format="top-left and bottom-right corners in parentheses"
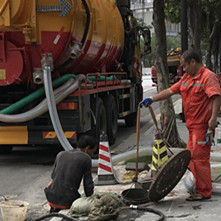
top-left (41, 53), bottom-right (54, 70)
top-left (33, 68), bottom-right (44, 84)
top-left (70, 43), bottom-right (82, 59)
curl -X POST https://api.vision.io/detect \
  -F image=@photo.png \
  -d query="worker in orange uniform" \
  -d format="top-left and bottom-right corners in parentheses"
top-left (141, 49), bottom-right (221, 201)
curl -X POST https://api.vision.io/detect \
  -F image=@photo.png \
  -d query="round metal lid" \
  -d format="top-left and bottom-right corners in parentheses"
top-left (149, 149), bottom-right (191, 202)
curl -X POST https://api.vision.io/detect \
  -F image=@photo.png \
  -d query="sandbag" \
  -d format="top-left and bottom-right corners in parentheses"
top-left (68, 192), bottom-right (122, 220)
top-left (88, 193), bottom-right (122, 221)
top-left (68, 195), bottom-right (98, 217)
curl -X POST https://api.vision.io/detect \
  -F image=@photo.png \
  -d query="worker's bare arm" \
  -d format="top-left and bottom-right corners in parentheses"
top-left (152, 88), bottom-right (175, 102)
top-left (208, 95), bottom-right (221, 130)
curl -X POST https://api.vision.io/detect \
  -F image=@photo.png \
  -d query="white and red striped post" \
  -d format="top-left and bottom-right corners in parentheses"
top-left (94, 131), bottom-right (118, 185)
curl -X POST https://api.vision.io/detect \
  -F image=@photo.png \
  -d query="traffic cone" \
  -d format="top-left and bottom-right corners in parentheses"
top-left (151, 131), bottom-right (168, 177)
top-left (94, 131), bottom-right (118, 185)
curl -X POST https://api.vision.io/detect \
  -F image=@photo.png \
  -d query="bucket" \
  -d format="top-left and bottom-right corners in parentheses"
top-left (0, 200), bottom-right (29, 221)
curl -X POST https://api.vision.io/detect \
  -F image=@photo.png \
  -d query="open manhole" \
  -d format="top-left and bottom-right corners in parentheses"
top-left (122, 188), bottom-right (149, 205)
top-left (121, 149), bottom-right (191, 204)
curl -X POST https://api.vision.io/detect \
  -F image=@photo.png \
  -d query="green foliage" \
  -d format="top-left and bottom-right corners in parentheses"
top-left (141, 34), bottom-right (181, 67)
top-left (167, 36), bottom-right (181, 52)
top-left (164, 0), bottom-right (181, 23)
top-left (164, 0), bottom-right (221, 70)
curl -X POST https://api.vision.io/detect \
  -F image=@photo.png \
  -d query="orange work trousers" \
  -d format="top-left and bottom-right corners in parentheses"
top-left (187, 128), bottom-right (212, 198)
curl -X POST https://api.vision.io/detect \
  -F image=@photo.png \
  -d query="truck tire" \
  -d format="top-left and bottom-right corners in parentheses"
top-left (104, 95), bottom-right (118, 145)
top-left (124, 112), bottom-right (137, 127)
top-left (91, 97), bottom-right (107, 145)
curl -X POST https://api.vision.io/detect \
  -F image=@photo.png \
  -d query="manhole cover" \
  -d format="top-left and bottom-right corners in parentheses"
top-left (149, 149), bottom-right (191, 202)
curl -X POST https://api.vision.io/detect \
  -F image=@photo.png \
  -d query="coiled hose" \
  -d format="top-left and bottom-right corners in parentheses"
top-left (0, 77), bottom-right (77, 123)
top-left (33, 205), bottom-right (165, 221)
top-left (0, 74), bottom-right (77, 115)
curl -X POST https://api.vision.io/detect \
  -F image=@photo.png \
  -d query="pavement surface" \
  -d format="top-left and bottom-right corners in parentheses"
top-left (88, 100), bottom-right (221, 221)
top-left (1, 94), bottom-right (221, 221)
top-left (31, 99), bottom-right (221, 221)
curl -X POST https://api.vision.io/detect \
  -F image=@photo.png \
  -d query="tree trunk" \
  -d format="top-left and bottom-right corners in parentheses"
top-left (187, 0), bottom-right (201, 53)
top-left (152, 0), bottom-right (183, 148)
top-left (193, 0), bottom-right (201, 52)
top-left (206, 19), bottom-right (219, 72)
top-left (206, 11), bottom-right (213, 70)
top-left (187, 0), bottom-right (194, 48)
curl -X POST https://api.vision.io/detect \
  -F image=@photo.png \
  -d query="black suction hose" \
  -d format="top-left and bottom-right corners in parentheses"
top-left (81, 0), bottom-right (90, 45)
top-left (33, 207), bottom-right (165, 221)
top-left (130, 205), bottom-right (165, 221)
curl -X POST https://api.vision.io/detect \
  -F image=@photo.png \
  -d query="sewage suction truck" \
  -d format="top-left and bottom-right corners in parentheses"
top-left (0, 0), bottom-right (150, 151)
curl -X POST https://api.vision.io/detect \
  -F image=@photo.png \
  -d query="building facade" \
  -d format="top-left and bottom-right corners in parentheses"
top-left (131, 0), bottom-right (181, 37)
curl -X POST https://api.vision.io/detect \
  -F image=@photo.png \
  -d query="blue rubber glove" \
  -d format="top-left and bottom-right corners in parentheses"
top-left (141, 97), bottom-right (153, 107)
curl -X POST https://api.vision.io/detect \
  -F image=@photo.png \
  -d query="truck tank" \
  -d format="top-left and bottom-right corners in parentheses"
top-left (0, 0), bottom-right (124, 86)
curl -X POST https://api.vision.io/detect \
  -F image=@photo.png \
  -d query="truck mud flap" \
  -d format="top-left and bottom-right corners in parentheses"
top-left (0, 126), bottom-right (28, 145)
top-left (29, 130), bottom-right (77, 145)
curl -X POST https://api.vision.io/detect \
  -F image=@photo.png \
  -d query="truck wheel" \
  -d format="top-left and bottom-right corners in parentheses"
top-left (124, 112), bottom-right (137, 127)
top-left (91, 97), bottom-right (107, 145)
top-left (104, 95), bottom-right (118, 145)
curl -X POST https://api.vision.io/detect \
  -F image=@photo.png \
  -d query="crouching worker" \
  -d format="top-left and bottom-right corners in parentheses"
top-left (44, 135), bottom-right (97, 213)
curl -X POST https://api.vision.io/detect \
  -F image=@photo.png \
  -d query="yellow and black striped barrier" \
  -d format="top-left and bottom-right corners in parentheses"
top-left (151, 135), bottom-right (168, 173)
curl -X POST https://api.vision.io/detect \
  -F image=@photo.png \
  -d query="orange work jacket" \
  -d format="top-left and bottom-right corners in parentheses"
top-left (170, 66), bottom-right (221, 129)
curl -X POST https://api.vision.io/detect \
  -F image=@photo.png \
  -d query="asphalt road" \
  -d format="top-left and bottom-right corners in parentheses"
top-left (0, 76), bottom-right (180, 220)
